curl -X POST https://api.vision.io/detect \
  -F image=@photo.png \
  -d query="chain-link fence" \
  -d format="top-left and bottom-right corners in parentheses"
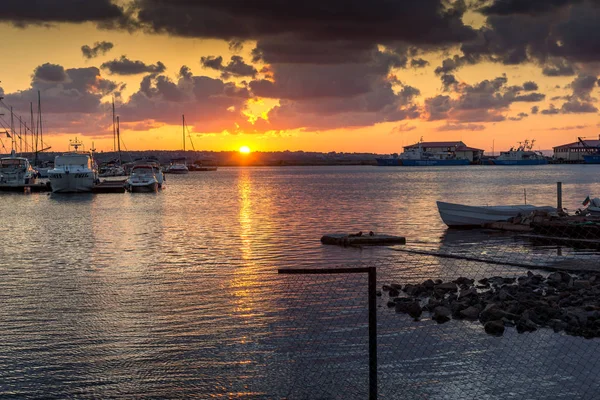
top-left (276, 221), bottom-right (600, 399)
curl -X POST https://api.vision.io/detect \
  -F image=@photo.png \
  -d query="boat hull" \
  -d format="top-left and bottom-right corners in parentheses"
top-left (48, 173), bottom-right (95, 193)
top-left (437, 201), bottom-right (555, 228)
top-left (127, 182), bottom-right (158, 193)
top-left (492, 159), bottom-right (548, 165)
top-left (583, 155), bottom-right (600, 164)
top-left (402, 159), bottom-right (470, 166)
top-left (376, 158), bottom-right (401, 166)
top-left (376, 158), bottom-right (469, 166)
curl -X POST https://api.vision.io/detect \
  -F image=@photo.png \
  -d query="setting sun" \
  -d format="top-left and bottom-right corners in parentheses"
top-left (239, 146), bottom-right (251, 154)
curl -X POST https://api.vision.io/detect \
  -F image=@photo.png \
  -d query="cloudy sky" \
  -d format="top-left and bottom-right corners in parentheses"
top-left (1, 0), bottom-right (600, 153)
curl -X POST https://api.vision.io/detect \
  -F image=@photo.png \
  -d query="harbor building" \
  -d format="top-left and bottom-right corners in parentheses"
top-left (553, 137), bottom-right (600, 162)
top-left (403, 141), bottom-right (484, 163)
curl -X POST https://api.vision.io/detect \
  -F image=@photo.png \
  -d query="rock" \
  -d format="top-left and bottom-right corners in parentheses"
top-left (549, 319), bottom-right (568, 333)
top-left (395, 301), bottom-right (422, 320)
top-left (574, 280), bottom-right (592, 290)
top-left (422, 279), bottom-right (435, 289)
top-left (435, 282), bottom-right (458, 292)
top-left (460, 306), bottom-right (481, 320)
top-left (484, 320), bottom-right (505, 336)
top-left (432, 306), bottom-right (451, 323)
top-left (386, 301), bottom-right (395, 308)
top-left (516, 318), bottom-right (537, 333)
top-left (382, 285), bottom-right (391, 291)
top-left (479, 304), bottom-right (505, 323)
top-left (376, 290), bottom-right (382, 297)
top-left (458, 287), bottom-right (478, 300)
top-left (388, 288), bottom-right (400, 297)
top-left (454, 277), bottom-right (475, 286)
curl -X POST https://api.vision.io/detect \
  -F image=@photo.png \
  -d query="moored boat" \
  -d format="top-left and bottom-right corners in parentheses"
top-left (437, 201), bottom-right (555, 228)
top-left (125, 165), bottom-right (159, 193)
top-left (0, 150), bottom-right (38, 186)
top-left (376, 139), bottom-right (475, 166)
top-left (165, 158), bottom-right (189, 174)
top-left (48, 138), bottom-right (98, 193)
top-left (491, 140), bottom-right (547, 165)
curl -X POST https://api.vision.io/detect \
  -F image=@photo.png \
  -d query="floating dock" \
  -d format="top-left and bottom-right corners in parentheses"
top-left (321, 233), bottom-right (406, 246)
top-left (92, 180), bottom-right (126, 193)
top-left (0, 183), bottom-right (52, 192)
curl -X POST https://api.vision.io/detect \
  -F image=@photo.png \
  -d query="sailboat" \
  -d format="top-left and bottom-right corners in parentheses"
top-left (165, 115), bottom-right (189, 174)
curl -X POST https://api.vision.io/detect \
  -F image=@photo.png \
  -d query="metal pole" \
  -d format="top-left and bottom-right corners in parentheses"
top-left (557, 182), bottom-right (563, 210)
top-left (368, 266), bottom-right (377, 400)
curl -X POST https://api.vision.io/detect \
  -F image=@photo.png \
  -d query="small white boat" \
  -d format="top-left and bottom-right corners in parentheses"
top-left (165, 161), bottom-right (189, 174)
top-left (125, 165), bottom-right (159, 193)
top-left (437, 201), bottom-right (555, 228)
top-left (0, 150), bottom-right (38, 186)
top-left (48, 139), bottom-right (98, 193)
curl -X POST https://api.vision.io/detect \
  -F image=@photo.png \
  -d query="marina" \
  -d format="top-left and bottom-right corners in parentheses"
top-left (1, 165), bottom-right (600, 399)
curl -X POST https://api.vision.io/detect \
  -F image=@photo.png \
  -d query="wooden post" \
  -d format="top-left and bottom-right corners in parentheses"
top-left (557, 182), bottom-right (562, 210)
top-left (368, 266), bottom-right (378, 400)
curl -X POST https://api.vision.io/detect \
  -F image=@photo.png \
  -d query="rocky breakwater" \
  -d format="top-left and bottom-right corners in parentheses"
top-left (382, 271), bottom-right (600, 338)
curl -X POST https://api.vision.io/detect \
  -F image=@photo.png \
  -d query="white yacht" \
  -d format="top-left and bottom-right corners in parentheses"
top-left (48, 138), bottom-right (98, 193)
top-left (0, 150), bottom-right (38, 186)
top-left (125, 165), bottom-right (159, 192)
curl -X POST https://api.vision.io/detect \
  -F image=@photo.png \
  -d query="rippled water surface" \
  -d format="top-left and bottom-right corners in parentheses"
top-left (1, 165), bottom-right (599, 398)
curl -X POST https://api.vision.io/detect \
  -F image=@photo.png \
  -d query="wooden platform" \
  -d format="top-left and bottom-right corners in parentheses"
top-left (321, 233), bottom-right (406, 246)
top-left (0, 183), bottom-right (51, 192)
top-left (92, 180), bottom-right (126, 193)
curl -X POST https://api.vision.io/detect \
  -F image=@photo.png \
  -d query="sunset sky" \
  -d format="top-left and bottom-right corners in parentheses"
top-left (1, 0), bottom-right (600, 154)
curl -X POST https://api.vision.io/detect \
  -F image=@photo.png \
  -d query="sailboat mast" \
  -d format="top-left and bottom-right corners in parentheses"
top-left (38, 91), bottom-right (43, 154)
top-left (182, 114), bottom-right (185, 152)
top-left (112, 98), bottom-right (116, 152)
top-left (116, 116), bottom-right (122, 165)
top-left (10, 107), bottom-right (14, 152)
top-left (31, 102), bottom-right (37, 165)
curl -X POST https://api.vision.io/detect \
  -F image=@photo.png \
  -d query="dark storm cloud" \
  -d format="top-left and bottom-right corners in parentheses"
top-left (509, 112), bottom-right (529, 121)
top-left (0, 0), bottom-right (123, 25)
top-left (410, 58), bottom-right (430, 68)
top-left (531, 106), bottom-right (539, 114)
top-left (541, 104), bottom-right (560, 114)
top-left (542, 58), bottom-right (576, 76)
top-left (33, 63), bottom-right (67, 82)
top-left (101, 56), bottom-right (166, 75)
top-left (522, 81), bottom-right (539, 91)
top-left (479, 0), bottom-right (577, 16)
top-left (251, 37), bottom-right (387, 65)
top-left (200, 55), bottom-right (258, 79)
top-left (118, 68), bottom-right (252, 133)
top-left (425, 75), bottom-right (545, 123)
top-left (130, 0), bottom-right (476, 45)
top-left (5, 65), bottom-right (118, 115)
top-left (569, 74), bottom-right (598, 99)
top-left (81, 41), bottom-right (114, 59)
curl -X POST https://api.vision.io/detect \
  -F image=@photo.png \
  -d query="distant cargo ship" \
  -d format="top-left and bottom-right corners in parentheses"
top-left (376, 139), bottom-right (478, 166)
top-left (491, 139), bottom-right (548, 165)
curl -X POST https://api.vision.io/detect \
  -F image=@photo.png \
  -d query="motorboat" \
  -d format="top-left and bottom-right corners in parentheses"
top-left (125, 165), bottom-right (159, 192)
top-left (437, 201), bottom-right (555, 228)
top-left (98, 164), bottom-right (126, 177)
top-left (48, 138), bottom-right (98, 193)
top-left (165, 158), bottom-right (189, 174)
top-left (491, 139), bottom-right (548, 165)
top-left (0, 150), bottom-right (38, 186)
